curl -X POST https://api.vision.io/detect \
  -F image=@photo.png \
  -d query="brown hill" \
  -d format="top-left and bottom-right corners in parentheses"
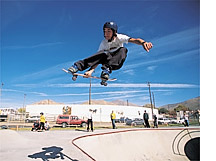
top-left (32, 99), bottom-right (64, 105)
top-left (82, 100), bottom-right (115, 105)
top-left (82, 99), bottom-right (140, 106)
top-left (159, 96), bottom-right (200, 111)
top-left (32, 99), bottom-right (140, 106)
top-left (111, 100), bottom-right (140, 106)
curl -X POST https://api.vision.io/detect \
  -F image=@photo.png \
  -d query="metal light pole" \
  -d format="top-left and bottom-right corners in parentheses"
top-left (147, 82), bottom-right (154, 119)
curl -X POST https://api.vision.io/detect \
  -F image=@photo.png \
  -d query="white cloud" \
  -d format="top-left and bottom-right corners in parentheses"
top-left (2, 88), bottom-right (48, 96)
top-left (147, 65), bottom-right (157, 71)
top-left (14, 61), bottom-right (73, 83)
top-left (48, 83), bottom-right (198, 88)
top-left (122, 69), bottom-right (135, 75)
top-left (124, 49), bottom-right (199, 70)
top-left (3, 42), bottom-right (64, 50)
top-left (123, 27), bottom-right (199, 70)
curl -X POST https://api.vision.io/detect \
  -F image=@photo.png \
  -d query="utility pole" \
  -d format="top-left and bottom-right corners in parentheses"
top-left (23, 94), bottom-right (26, 108)
top-left (147, 82), bottom-right (154, 119)
top-left (152, 92), bottom-right (155, 109)
top-left (89, 78), bottom-right (91, 105)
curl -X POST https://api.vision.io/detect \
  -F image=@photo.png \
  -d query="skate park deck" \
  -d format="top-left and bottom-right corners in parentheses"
top-left (0, 127), bottom-right (200, 161)
top-left (73, 128), bottom-right (200, 161)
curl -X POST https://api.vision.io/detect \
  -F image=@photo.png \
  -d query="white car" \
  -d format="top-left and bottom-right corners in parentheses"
top-left (158, 118), bottom-right (171, 125)
top-left (169, 118), bottom-right (185, 124)
top-left (25, 116), bottom-right (40, 123)
top-left (177, 118), bottom-right (185, 124)
top-left (169, 118), bottom-right (178, 124)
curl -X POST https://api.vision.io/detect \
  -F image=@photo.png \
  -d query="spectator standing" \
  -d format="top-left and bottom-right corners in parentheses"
top-left (183, 113), bottom-right (189, 127)
top-left (110, 111), bottom-right (116, 129)
top-left (87, 109), bottom-right (94, 132)
top-left (196, 110), bottom-right (200, 125)
top-left (153, 114), bottom-right (158, 128)
top-left (143, 110), bottom-right (150, 128)
top-left (40, 112), bottom-right (46, 130)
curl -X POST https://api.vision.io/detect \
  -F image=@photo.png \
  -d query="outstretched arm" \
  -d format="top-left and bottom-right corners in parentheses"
top-left (84, 64), bottom-right (99, 77)
top-left (128, 38), bottom-right (153, 52)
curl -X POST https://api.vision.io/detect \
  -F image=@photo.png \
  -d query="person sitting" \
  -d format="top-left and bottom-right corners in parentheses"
top-left (44, 121), bottom-right (50, 131)
top-left (31, 120), bottom-right (40, 131)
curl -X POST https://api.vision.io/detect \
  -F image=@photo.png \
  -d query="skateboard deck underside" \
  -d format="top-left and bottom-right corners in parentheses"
top-left (62, 68), bottom-right (117, 81)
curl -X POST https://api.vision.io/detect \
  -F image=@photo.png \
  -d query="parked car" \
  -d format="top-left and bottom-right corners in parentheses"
top-left (0, 115), bottom-right (8, 122)
top-left (115, 118), bottom-right (121, 123)
top-left (169, 118), bottom-right (178, 124)
top-left (25, 116), bottom-right (40, 123)
top-left (158, 118), bottom-right (171, 125)
top-left (56, 115), bottom-right (87, 128)
top-left (178, 118), bottom-right (185, 124)
top-left (120, 117), bottom-right (130, 123)
top-left (168, 118), bottom-right (186, 124)
top-left (126, 118), bottom-right (144, 126)
top-left (1, 125), bottom-right (8, 129)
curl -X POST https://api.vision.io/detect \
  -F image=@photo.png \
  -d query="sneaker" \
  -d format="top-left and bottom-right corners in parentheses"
top-left (68, 65), bottom-right (78, 74)
top-left (100, 68), bottom-right (110, 80)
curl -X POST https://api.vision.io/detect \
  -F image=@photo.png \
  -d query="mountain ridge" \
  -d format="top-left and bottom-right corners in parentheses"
top-left (159, 96), bottom-right (200, 111)
top-left (31, 96), bottom-right (200, 111)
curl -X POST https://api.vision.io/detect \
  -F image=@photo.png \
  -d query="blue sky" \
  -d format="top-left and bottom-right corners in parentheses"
top-left (1, 0), bottom-right (200, 109)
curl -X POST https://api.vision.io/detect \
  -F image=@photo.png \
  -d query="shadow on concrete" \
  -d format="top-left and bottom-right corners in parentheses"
top-left (28, 146), bottom-right (78, 161)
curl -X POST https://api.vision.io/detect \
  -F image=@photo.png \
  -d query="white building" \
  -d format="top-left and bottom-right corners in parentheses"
top-left (26, 104), bottom-right (158, 122)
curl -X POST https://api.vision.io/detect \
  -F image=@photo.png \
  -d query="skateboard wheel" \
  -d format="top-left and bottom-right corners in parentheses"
top-left (72, 76), bottom-right (77, 81)
top-left (100, 81), bottom-right (107, 86)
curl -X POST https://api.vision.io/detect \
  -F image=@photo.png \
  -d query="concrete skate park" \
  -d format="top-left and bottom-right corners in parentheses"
top-left (0, 127), bottom-right (200, 161)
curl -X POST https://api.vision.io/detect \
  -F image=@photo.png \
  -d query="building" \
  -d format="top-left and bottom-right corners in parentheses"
top-left (26, 101), bottom-right (158, 122)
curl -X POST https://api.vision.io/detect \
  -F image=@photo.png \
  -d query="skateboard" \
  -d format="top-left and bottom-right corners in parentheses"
top-left (62, 68), bottom-right (117, 86)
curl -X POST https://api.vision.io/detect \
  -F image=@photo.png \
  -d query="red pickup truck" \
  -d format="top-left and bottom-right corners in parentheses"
top-left (56, 115), bottom-right (87, 128)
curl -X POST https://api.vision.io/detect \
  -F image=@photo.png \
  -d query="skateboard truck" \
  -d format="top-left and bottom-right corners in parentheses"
top-left (100, 80), bottom-right (108, 86)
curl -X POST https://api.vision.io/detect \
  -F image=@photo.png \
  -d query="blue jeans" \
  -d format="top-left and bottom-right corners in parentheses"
top-left (185, 120), bottom-right (189, 127)
top-left (111, 119), bottom-right (116, 129)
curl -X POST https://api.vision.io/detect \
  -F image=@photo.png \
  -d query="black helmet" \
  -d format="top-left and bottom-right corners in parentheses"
top-left (103, 21), bottom-right (118, 33)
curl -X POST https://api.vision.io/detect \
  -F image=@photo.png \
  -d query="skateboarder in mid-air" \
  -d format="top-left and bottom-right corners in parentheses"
top-left (67, 21), bottom-right (153, 81)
